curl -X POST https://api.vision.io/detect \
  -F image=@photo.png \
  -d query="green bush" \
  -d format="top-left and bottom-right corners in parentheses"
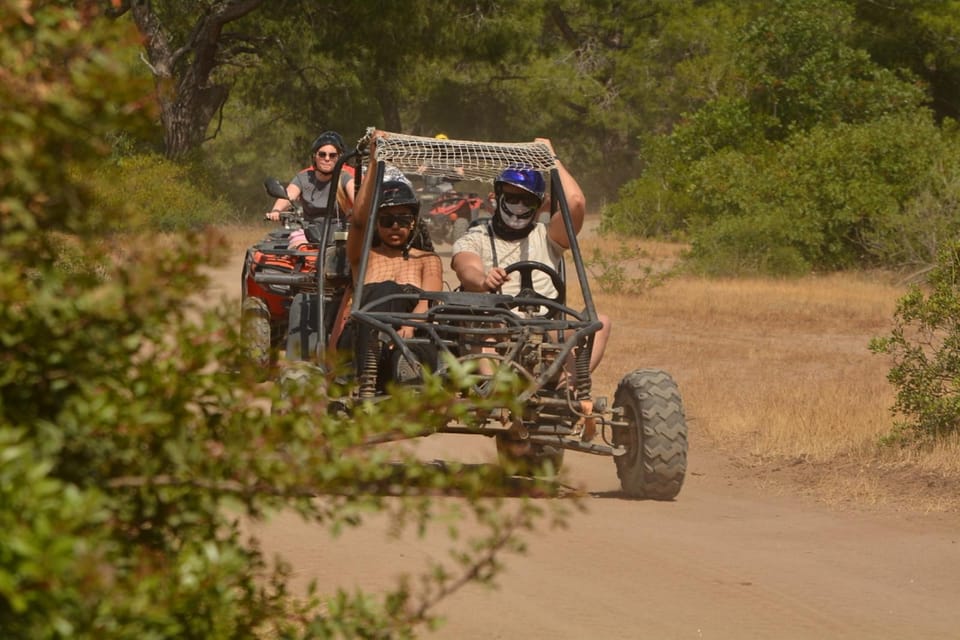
top-left (82, 153), bottom-right (233, 231)
top-left (584, 243), bottom-right (675, 294)
top-left (871, 241), bottom-right (960, 441)
top-left (687, 213), bottom-right (813, 277)
top-left (600, 171), bottom-right (694, 238)
top-left (2, 5), bottom-right (561, 637)
top-left (603, 0), bottom-right (943, 276)
top-left (198, 100), bottom-right (306, 221)
top-left (683, 112), bottom-right (958, 275)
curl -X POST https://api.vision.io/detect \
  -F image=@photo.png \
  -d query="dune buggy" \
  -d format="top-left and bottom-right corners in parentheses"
top-left (268, 130), bottom-right (688, 500)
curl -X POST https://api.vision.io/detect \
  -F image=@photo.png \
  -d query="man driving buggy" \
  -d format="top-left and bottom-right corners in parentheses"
top-left (451, 139), bottom-right (611, 374)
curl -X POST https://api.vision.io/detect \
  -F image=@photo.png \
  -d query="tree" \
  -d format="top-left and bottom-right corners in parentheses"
top-left (108, 0), bottom-right (267, 159)
top-left (1, 3), bottom-right (563, 636)
top-left (852, 0), bottom-right (960, 123)
top-left (602, 0), bottom-right (951, 275)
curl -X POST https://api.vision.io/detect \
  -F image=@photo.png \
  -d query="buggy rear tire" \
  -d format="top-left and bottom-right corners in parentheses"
top-left (612, 369), bottom-right (687, 500)
top-left (495, 435), bottom-right (564, 476)
top-left (241, 296), bottom-right (272, 378)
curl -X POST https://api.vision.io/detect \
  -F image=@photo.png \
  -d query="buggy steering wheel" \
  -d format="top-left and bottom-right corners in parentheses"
top-left (502, 260), bottom-right (565, 317)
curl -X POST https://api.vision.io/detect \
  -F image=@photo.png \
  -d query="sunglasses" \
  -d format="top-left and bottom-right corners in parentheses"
top-left (315, 151), bottom-right (339, 159)
top-left (378, 213), bottom-right (415, 229)
top-left (502, 191), bottom-right (541, 208)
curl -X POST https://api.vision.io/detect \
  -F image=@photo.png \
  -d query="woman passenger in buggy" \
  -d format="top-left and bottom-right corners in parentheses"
top-left (333, 132), bottom-right (442, 383)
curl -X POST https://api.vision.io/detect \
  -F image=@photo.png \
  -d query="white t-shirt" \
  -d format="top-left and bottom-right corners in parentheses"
top-left (452, 221), bottom-right (564, 298)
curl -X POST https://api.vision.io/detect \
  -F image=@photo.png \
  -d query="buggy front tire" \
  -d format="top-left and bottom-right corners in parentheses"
top-left (612, 369), bottom-right (687, 500)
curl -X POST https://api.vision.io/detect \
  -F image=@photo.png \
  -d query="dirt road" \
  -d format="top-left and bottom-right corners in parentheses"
top-left (220, 227), bottom-right (960, 639)
top-left (250, 430), bottom-right (959, 640)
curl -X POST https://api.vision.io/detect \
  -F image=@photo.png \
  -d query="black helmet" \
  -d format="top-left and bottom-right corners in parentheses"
top-left (379, 179), bottom-right (420, 215)
top-left (310, 130), bottom-right (345, 154)
top-left (376, 179), bottom-right (422, 258)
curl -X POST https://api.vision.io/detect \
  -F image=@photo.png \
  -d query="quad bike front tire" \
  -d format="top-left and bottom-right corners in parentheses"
top-left (286, 292), bottom-right (319, 362)
top-left (241, 296), bottom-right (272, 377)
top-left (612, 368), bottom-right (687, 500)
top-left (495, 435), bottom-right (565, 476)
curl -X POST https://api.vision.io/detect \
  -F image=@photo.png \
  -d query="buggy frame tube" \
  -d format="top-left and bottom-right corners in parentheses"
top-left (309, 148), bottom-right (357, 357)
top-left (351, 159), bottom-right (386, 315)
top-left (549, 168), bottom-right (598, 324)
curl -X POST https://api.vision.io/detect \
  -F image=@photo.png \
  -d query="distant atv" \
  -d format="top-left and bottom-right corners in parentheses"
top-left (422, 190), bottom-right (493, 245)
top-left (240, 156), bottom-right (357, 375)
top-left (275, 130), bottom-right (688, 500)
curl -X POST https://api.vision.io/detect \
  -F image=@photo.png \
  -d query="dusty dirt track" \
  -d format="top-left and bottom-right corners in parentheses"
top-left (213, 223), bottom-right (960, 639)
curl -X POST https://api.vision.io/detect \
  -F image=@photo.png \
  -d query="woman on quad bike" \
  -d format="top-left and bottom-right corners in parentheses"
top-left (265, 130), bottom-right (355, 248)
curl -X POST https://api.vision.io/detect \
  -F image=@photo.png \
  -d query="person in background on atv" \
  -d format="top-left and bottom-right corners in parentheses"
top-left (264, 130), bottom-right (355, 248)
top-left (336, 131), bottom-right (442, 346)
top-left (422, 133), bottom-right (458, 193)
top-left (451, 139), bottom-right (611, 373)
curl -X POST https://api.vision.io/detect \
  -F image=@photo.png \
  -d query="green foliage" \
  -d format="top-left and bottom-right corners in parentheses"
top-left (870, 241), bottom-right (960, 441)
top-left (682, 112), bottom-right (959, 275)
top-left (82, 153), bottom-right (234, 231)
top-left (1, 3), bottom-right (565, 637)
top-left (198, 101), bottom-right (304, 221)
top-left (585, 242), bottom-right (675, 294)
top-left (0, 0), bottom-right (153, 240)
top-left (852, 0), bottom-right (960, 123)
top-left (600, 171), bottom-right (694, 238)
top-left (605, 0), bottom-right (956, 275)
top-left (738, 0), bottom-right (924, 138)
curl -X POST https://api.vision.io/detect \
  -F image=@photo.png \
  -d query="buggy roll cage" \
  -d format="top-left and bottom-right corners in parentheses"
top-left (342, 130), bottom-right (603, 400)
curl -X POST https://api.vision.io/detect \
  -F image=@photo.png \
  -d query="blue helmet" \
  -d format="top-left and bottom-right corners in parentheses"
top-left (494, 167), bottom-right (546, 202)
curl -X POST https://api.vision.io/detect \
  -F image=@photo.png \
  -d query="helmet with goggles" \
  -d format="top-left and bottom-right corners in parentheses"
top-left (374, 179), bottom-right (423, 256)
top-left (494, 166), bottom-right (546, 202)
top-left (490, 166), bottom-right (546, 240)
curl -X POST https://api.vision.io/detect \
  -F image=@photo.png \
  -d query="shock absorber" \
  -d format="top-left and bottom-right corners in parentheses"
top-left (358, 328), bottom-right (379, 398)
top-left (574, 338), bottom-right (591, 400)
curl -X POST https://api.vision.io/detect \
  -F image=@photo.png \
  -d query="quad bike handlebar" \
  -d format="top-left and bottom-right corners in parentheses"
top-left (262, 177), bottom-right (308, 228)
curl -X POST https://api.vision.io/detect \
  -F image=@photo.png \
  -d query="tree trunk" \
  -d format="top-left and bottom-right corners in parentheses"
top-left (119, 0), bottom-right (264, 159)
top-left (161, 79), bottom-right (230, 159)
top-left (375, 77), bottom-right (403, 132)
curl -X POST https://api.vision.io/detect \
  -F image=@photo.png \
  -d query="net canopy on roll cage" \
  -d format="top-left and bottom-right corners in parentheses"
top-left (357, 128), bottom-right (557, 180)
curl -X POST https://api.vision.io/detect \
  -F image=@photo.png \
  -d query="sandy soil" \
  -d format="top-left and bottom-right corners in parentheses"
top-left (213, 223), bottom-right (960, 639)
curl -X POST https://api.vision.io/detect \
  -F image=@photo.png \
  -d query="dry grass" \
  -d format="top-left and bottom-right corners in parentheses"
top-left (221, 224), bottom-right (960, 509)
top-left (573, 232), bottom-right (960, 509)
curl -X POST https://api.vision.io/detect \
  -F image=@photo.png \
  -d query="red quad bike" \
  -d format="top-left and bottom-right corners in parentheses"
top-left (277, 130), bottom-right (689, 500)
top-left (240, 170), bottom-right (353, 378)
top-left (423, 189), bottom-right (493, 245)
